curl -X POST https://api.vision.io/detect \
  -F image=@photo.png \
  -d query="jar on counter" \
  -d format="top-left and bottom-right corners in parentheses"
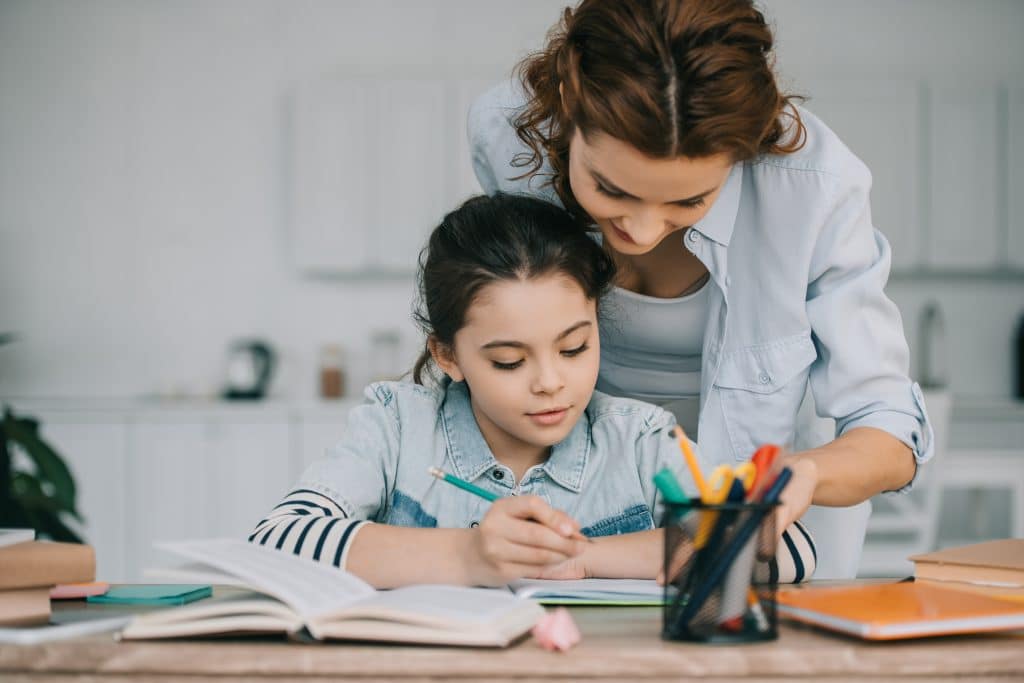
top-left (319, 344), bottom-right (345, 399)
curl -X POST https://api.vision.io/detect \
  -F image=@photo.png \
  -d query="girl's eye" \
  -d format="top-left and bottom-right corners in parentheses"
top-left (491, 359), bottom-right (524, 371)
top-left (595, 183), bottom-right (626, 199)
top-left (561, 342), bottom-right (589, 358)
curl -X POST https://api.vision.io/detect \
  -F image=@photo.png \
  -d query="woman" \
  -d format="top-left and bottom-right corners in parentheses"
top-left (468, 0), bottom-right (933, 577)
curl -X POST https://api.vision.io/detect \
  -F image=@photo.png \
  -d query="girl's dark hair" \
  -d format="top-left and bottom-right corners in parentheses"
top-left (412, 193), bottom-right (615, 384)
top-left (513, 0), bottom-right (806, 220)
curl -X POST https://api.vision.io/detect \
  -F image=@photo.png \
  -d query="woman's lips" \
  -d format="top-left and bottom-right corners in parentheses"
top-left (527, 408), bottom-right (569, 426)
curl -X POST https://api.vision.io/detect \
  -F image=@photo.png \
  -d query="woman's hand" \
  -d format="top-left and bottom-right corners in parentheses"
top-left (463, 494), bottom-right (587, 586)
top-left (774, 455), bottom-right (818, 537)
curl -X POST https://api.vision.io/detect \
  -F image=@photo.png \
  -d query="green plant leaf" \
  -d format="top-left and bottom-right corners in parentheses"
top-left (3, 410), bottom-right (77, 511)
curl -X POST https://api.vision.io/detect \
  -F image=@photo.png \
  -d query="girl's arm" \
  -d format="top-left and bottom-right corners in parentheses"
top-left (348, 495), bottom-right (588, 589)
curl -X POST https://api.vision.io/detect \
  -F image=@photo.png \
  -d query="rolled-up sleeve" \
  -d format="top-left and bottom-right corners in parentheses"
top-left (805, 161), bottom-right (934, 492)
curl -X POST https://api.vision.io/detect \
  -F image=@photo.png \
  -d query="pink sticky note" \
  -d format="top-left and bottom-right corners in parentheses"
top-left (532, 607), bottom-right (581, 652)
top-left (51, 582), bottom-right (110, 600)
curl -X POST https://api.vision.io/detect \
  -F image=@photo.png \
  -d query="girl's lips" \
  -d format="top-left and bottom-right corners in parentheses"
top-left (610, 220), bottom-right (635, 244)
top-left (527, 408), bottom-right (569, 426)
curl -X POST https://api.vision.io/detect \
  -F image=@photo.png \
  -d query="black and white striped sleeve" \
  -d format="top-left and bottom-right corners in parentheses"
top-left (248, 488), bottom-right (369, 570)
top-left (756, 519), bottom-right (818, 584)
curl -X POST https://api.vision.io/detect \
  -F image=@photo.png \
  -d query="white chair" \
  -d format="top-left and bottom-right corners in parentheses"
top-left (858, 389), bottom-right (953, 577)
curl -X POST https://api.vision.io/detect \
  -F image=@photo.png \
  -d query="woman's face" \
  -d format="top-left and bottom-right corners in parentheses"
top-left (568, 129), bottom-right (733, 256)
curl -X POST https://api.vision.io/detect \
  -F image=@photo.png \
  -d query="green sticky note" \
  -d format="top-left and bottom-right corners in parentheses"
top-left (87, 584), bottom-right (212, 606)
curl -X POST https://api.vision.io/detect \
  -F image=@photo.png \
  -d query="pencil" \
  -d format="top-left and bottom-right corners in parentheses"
top-left (428, 466), bottom-right (500, 502)
top-left (672, 426), bottom-right (711, 501)
top-left (428, 467), bottom-right (593, 542)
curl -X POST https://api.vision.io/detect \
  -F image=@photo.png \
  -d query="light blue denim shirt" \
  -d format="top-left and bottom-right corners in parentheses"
top-left (299, 379), bottom-right (697, 535)
top-left (468, 80), bottom-right (934, 491)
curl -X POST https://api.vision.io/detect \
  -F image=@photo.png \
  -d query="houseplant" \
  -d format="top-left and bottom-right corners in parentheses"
top-left (0, 332), bottom-right (84, 542)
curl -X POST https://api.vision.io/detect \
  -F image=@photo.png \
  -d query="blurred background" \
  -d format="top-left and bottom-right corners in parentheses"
top-left (1, 0), bottom-right (1022, 581)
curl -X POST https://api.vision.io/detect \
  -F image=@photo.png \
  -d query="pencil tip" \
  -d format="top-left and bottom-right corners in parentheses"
top-left (428, 467), bottom-right (443, 479)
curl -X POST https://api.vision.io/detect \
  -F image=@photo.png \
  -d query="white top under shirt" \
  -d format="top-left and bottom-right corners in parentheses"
top-left (597, 277), bottom-right (711, 437)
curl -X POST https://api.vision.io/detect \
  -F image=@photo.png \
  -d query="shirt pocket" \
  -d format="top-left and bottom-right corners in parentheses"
top-left (713, 333), bottom-right (817, 461)
top-left (581, 504), bottom-right (654, 538)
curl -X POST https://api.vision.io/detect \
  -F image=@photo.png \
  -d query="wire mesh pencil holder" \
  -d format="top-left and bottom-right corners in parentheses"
top-left (662, 501), bottom-right (779, 643)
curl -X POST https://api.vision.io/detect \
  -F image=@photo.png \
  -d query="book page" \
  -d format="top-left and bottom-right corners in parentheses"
top-left (157, 539), bottom-right (374, 620)
top-left (341, 585), bottom-right (532, 627)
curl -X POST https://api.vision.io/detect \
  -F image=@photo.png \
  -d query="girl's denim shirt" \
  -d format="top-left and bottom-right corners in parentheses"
top-left (298, 379), bottom-right (700, 536)
top-left (467, 80), bottom-right (934, 492)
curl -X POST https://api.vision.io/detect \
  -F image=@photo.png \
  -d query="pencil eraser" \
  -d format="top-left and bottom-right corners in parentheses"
top-left (532, 607), bottom-right (581, 652)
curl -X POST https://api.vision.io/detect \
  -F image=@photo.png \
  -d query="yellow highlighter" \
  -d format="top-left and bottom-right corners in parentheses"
top-left (694, 465), bottom-right (735, 547)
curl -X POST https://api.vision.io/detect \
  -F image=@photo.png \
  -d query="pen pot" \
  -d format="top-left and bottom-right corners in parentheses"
top-left (662, 501), bottom-right (779, 643)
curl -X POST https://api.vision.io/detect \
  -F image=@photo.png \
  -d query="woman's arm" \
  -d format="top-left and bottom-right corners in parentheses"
top-left (776, 426), bottom-right (916, 532)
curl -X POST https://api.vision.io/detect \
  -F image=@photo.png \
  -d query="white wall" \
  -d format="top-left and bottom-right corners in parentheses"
top-left (1, 0), bottom-right (1023, 401)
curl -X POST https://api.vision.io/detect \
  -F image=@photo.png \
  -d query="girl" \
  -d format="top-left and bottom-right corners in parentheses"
top-left (250, 193), bottom-right (815, 588)
top-left (468, 0), bottom-right (933, 576)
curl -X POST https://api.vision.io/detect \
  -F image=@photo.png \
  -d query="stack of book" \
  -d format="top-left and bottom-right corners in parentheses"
top-left (910, 539), bottom-right (1024, 602)
top-left (0, 530), bottom-right (95, 626)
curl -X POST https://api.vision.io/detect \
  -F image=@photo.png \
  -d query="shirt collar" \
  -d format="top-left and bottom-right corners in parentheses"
top-left (441, 380), bottom-right (590, 493)
top-left (690, 162), bottom-right (743, 247)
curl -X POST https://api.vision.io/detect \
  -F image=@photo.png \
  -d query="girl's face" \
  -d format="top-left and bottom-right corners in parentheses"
top-left (568, 129), bottom-right (733, 256)
top-left (435, 273), bottom-right (600, 458)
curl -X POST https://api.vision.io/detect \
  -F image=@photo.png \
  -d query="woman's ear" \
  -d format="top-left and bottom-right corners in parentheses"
top-left (428, 337), bottom-right (464, 382)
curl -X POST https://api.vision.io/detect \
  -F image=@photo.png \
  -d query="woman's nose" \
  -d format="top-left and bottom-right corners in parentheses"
top-left (621, 209), bottom-right (672, 248)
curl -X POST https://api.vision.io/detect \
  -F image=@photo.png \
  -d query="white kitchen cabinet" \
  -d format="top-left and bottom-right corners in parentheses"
top-left (204, 418), bottom-right (292, 540)
top-left (1009, 86), bottom-right (1024, 269)
top-left (36, 415), bottom-right (129, 582)
top-left (373, 78), bottom-right (450, 271)
top-left (290, 75), bottom-right (476, 275)
top-left (290, 77), bottom-right (374, 274)
top-left (927, 86), bottom-right (1000, 269)
top-left (806, 79), bottom-right (923, 271)
top-left (126, 420), bottom-right (208, 580)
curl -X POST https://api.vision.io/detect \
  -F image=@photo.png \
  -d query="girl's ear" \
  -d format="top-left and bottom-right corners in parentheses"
top-left (428, 337), bottom-right (465, 382)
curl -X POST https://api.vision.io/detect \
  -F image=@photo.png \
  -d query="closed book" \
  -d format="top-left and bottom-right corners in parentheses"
top-left (0, 542), bottom-right (95, 590)
top-left (775, 581), bottom-right (1024, 640)
top-left (123, 539), bottom-right (543, 647)
top-left (910, 539), bottom-right (1024, 587)
top-left (0, 587), bottom-right (51, 627)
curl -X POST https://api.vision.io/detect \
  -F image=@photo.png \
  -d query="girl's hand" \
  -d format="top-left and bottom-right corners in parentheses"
top-left (464, 494), bottom-right (588, 586)
top-left (774, 456), bottom-right (818, 537)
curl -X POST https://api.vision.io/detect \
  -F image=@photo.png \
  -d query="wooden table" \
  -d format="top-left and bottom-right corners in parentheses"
top-left (2, 596), bottom-right (1023, 682)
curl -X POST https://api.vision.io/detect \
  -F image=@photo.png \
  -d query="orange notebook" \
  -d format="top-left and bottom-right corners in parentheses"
top-left (775, 581), bottom-right (1024, 640)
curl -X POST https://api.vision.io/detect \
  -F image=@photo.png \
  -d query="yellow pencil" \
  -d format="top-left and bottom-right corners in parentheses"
top-left (673, 426), bottom-right (711, 501)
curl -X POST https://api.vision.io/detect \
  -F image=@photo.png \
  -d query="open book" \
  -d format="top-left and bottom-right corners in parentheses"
top-left (121, 539), bottom-right (543, 647)
top-left (509, 578), bottom-right (665, 606)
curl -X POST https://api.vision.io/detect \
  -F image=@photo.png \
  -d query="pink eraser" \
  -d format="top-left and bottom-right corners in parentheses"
top-left (532, 607), bottom-right (581, 652)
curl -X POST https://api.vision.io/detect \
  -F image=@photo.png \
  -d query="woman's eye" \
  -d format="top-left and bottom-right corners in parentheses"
top-left (491, 359), bottom-right (524, 371)
top-left (561, 343), bottom-right (589, 358)
top-left (675, 197), bottom-right (706, 209)
top-left (595, 183), bottom-right (626, 199)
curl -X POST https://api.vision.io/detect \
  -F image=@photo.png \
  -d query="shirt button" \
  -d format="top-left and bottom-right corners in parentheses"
top-left (725, 275), bottom-right (732, 287)
top-left (470, 521), bottom-right (479, 528)
top-left (758, 372), bottom-right (772, 385)
top-left (492, 469), bottom-right (504, 480)
top-left (686, 230), bottom-right (700, 244)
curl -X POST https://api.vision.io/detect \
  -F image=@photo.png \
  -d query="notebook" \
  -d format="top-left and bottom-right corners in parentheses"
top-left (87, 584), bottom-right (212, 606)
top-left (910, 539), bottom-right (1024, 587)
top-left (509, 578), bottom-right (665, 605)
top-left (0, 540), bottom-right (95, 590)
top-left (775, 581), bottom-right (1024, 640)
top-left (122, 539), bottom-right (543, 647)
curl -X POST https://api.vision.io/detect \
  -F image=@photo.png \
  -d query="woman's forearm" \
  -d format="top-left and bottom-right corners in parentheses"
top-left (345, 524), bottom-right (474, 589)
top-left (792, 426), bottom-right (917, 506)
